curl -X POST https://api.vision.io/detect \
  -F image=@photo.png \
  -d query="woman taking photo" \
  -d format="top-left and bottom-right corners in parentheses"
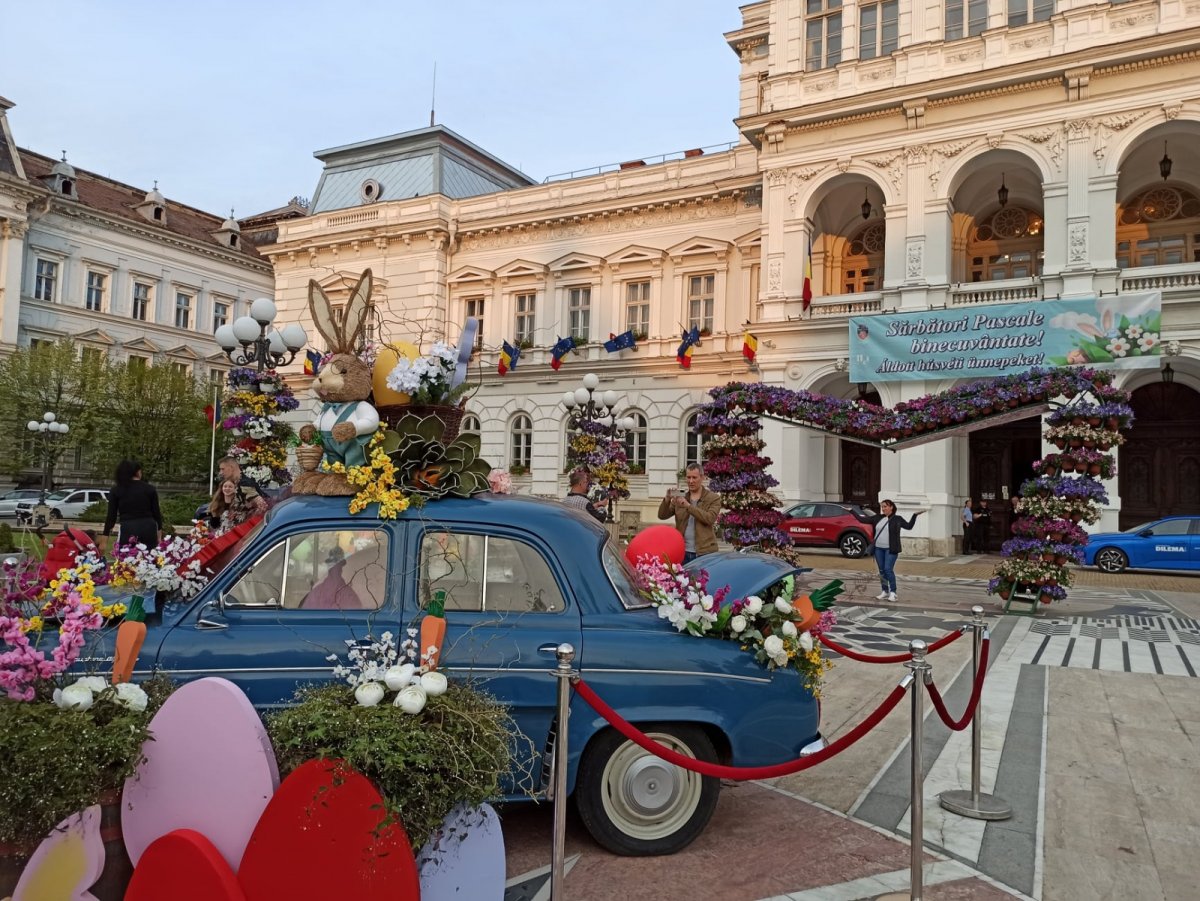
top-left (847, 500), bottom-right (923, 603)
top-left (103, 459), bottom-right (163, 549)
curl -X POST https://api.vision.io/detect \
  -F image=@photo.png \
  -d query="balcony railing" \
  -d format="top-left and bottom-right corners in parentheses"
top-left (1120, 262), bottom-right (1200, 294)
top-left (950, 280), bottom-right (1042, 306)
top-left (810, 293), bottom-right (883, 316)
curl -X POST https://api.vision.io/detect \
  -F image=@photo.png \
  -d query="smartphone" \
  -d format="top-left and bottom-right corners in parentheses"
top-left (667, 487), bottom-right (678, 498)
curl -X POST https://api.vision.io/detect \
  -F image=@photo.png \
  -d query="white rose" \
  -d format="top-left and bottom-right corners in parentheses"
top-left (56, 683), bottom-right (94, 711)
top-left (781, 620), bottom-right (798, 638)
top-left (394, 684), bottom-right (428, 715)
top-left (745, 597), bottom-right (763, 615)
top-left (730, 615), bottom-right (747, 634)
top-left (775, 598), bottom-right (793, 614)
top-left (420, 671), bottom-right (448, 697)
top-left (113, 682), bottom-right (148, 712)
top-left (763, 635), bottom-right (784, 657)
top-left (799, 632), bottom-right (814, 652)
top-left (384, 664), bottom-right (416, 691)
top-left (75, 676), bottom-right (108, 694)
top-left (354, 682), bottom-right (385, 707)
top-left (700, 594), bottom-right (714, 611)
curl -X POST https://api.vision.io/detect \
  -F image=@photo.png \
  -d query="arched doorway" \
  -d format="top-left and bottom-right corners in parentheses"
top-left (1119, 382), bottom-right (1200, 529)
top-left (969, 417), bottom-right (1042, 551)
top-left (841, 389), bottom-right (881, 506)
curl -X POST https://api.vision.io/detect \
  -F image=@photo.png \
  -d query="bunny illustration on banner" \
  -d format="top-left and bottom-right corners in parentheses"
top-left (293, 270), bottom-right (381, 496)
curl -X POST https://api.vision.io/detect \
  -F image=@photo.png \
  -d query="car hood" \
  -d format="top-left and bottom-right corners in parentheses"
top-left (1086, 531), bottom-right (1134, 542)
top-left (684, 551), bottom-right (807, 600)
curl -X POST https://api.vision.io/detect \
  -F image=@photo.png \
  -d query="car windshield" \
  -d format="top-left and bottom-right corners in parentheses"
top-left (602, 540), bottom-right (649, 610)
top-left (1126, 522), bottom-right (1155, 533)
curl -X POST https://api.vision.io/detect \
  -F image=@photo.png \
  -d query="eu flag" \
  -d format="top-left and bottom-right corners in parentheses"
top-left (603, 330), bottom-right (637, 353)
top-left (304, 348), bottom-right (323, 376)
top-left (676, 326), bottom-right (701, 368)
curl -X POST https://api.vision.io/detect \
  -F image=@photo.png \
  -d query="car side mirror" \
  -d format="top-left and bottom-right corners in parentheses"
top-left (1139, 529), bottom-right (1153, 538)
top-left (196, 600), bottom-right (228, 631)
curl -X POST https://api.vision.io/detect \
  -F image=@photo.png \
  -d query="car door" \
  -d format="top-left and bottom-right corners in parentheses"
top-left (814, 503), bottom-right (848, 544)
top-left (151, 523), bottom-right (403, 708)
top-left (405, 523), bottom-right (582, 790)
top-left (1141, 518), bottom-right (1193, 570)
top-left (784, 503), bottom-right (817, 543)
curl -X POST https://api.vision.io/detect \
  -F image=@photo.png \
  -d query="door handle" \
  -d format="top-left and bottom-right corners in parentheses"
top-left (538, 642), bottom-right (574, 657)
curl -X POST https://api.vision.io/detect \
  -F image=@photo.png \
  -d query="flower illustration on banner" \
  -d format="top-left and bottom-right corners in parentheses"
top-left (1105, 336), bottom-right (1130, 357)
top-left (1048, 296), bottom-right (1162, 366)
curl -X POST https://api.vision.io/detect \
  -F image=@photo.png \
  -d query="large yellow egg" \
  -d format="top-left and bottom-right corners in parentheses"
top-left (372, 342), bottom-right (420, 406)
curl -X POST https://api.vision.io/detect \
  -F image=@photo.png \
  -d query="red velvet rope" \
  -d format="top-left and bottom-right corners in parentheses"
top-left (925, 637), bottom-right (991, 731)
top-left (818, 626), bottom-right (964, 663)
top-left (572, 677), bottom-right (908, 780)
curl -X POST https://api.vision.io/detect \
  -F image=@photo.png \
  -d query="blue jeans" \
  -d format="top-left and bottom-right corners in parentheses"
top-left (873, 547), bottom-right (898, 593)
top-left (683, 551), bottom-right (699, 564)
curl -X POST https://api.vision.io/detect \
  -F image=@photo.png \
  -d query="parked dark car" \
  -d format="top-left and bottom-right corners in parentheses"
top-left (779, 501), bottom-right (875, 558)
top-left (82, 493), bottom-right (824, 856)
top-left (1082, 515), bottom-right (1200, 573)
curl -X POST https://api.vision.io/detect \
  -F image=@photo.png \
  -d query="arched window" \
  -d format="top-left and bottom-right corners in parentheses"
top-left (622, 411), bottom-right (648, 472)
top-left (1116, 185), bottom-right (1200, 269)
top-left (967, 207), bottom-right (1044, 281)
top-left (510, 414), bottom-right (533, 470)
top-left (683, 411), bottom-right (708, 469)
top-left (460, 413), bottom-right (480, 436)
top-left (841, 221), bottom-right (884, 294)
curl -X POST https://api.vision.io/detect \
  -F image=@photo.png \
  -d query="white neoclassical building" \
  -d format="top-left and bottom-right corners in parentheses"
top-left (268, 0), bottom-right (1200, 553)
top-left (0, 95), bottom-right (281, 484)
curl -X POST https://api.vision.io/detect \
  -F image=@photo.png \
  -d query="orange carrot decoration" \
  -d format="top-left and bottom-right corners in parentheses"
top-left (420, 589), bottom-right (448, 671)
top-left (113, 595), bottom-right (148, 684)
top-left (792, 580), bottom-right (843, 632)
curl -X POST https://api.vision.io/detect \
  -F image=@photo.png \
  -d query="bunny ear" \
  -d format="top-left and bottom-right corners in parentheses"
top-left (340, 269), bottom-right (373, 351)
top-left (308, 279), bottom-right (342, 350)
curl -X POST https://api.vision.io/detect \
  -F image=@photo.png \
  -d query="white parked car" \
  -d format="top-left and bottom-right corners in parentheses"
top-left (0, 489), bottom-right (45, 518)
top-left (15, 488), bottom-right (108, 522)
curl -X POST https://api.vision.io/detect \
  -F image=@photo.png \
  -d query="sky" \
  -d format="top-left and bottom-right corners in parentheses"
top-left (1, 1), bottom-right (744, 217)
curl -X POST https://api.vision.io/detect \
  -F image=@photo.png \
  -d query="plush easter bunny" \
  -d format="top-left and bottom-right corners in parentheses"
top-left (292, 270), bottom-right (380, 496)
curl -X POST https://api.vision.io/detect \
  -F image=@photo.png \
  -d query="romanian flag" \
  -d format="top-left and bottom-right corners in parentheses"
top-left (676, 326), bottom-right (701, 369)
top-left (304, 348), bottom-right (323, 376)
top-left (498, 340), bottom-right (520, 376)
top-left (204, 391), bottom-right (222, 427)
top-left (802, 238), bottom-right (813, 313)
top-left (742, 332), bottom-right (758, 363)
top-left (550, 336), bottom-right (575, 371)
top-left (603, 330), bottom-right (636, 353)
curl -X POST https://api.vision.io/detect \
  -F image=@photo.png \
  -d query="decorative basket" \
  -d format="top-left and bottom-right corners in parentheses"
top-left (295, 445), bottom-right (324, 472)
top-left (377, 402), bottom-right (466, 443)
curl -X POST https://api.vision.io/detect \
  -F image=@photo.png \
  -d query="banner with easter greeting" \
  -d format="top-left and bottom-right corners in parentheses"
top-left (849, 293), bottom-right (1162, 383)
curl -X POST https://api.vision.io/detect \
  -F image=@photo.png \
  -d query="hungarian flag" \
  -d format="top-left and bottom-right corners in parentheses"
top-left (603, 330), bottom-right (636, 353)
top-left (304, 348), bottom-right (323, 375)
top-left (742, 332), bottom-right (758, 363)
top-left (676, 326), bottom-right (701, 369)
top-left (550, 336), bottom-right (575, 371)
top-left (802, 238), bottom-right (813, 313)
top-left (498, 340), bottom-right (520, 376)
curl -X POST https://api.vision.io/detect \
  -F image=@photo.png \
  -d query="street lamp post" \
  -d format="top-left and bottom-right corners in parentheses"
top-left (562, 372), bottom-right (636, 524)
top-left (213, 297), bottom-right (308, 372)
top-left (25, 411), bottom-right (70, 497)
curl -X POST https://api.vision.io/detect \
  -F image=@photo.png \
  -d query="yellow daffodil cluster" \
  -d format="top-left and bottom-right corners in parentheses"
top-left (341, 430), bottom-right (411, 519)
top-left (228, 390), bottom-right (273, 417)
top-left (37, 566), bottom-right (125, 631)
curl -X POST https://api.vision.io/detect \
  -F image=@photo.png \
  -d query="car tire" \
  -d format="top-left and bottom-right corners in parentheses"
top-left (575, 723), bottom-right (720, 856)
top-left (1094, 547), bottom-right (1128, 574)
top-left (839, 531), bottom-right (869, 558)
top-left (50, 508), bottom-right (63, 520)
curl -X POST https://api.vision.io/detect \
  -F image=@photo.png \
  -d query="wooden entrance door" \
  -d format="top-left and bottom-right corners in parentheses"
top-left (969, 418), bottom-right (1042, 552)
top-left (841, 389), bottom-right (881, 506)
top-left (1119, 383), bottom-right (1200, 530)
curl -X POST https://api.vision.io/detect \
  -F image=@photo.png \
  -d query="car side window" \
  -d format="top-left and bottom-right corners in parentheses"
top-left (789, 504), bottom-right (817, 518)
top-left (419, 530), bottom-right (564, 613)
top-left (1149, 521), bottom-right (1190, 537)
top-left (225, 529), bottom-right (388, 610)
top-left (817, 503), bottom-right (845, 518)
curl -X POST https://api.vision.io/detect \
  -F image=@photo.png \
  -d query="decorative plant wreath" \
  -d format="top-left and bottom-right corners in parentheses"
top-left (698, 366), bottom-right (1134, 605)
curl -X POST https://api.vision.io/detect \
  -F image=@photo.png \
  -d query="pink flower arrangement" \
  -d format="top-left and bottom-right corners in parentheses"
top-left (487, 469), bottom-right (513, 495)
top-left (0, 574), bottom-right (103, 701)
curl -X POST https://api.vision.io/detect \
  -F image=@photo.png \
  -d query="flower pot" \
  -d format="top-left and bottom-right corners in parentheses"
top-left (1082, 440), bottom-right (1096, 450)
top-left (1087, 417), bottom-right (1102, 427)
top-left (1042, 552), bottom-right (1056, 563)
top-left (981, 407), bottom-right (994, 415)
top-left (1088, 463), bottom-right (1102, 476)
top-left (1019, 395), bottom-right (1031, 404)
top-left (1008, 399), bottom-right (1019, 408)
top-left (1052, 439), bottom-right (1067, 450)
top-left (1069, 511), bottom-right (1083, 523)
top-left (1098, 442), bottom-right (1112, 452)
top-left (1039, 593), bottom-right (1054, 605)
top-left (260, 384), bottom-right (278, 395)
top-left (1107, 417), bottom-right (1121, 430)
top-left (1075, 462), bottom-right (1088, 474)
top-left (940, 417), bottom-right (951, 426)
top-left (998, 587), bottom-right (1011, 600)
top-left (1071, 417), bottom-right (1084, 427)
top-left (1042, 466), bottom-right (1058, 477)
top-left (1055, 555), bottom-right (1068, 566)
top-left (1048, 531), bottom-right (1063, 541)
top-left (295, 445), bottom-right (324, 472)
top-left (1068, 438), bottom-right (1083, 448)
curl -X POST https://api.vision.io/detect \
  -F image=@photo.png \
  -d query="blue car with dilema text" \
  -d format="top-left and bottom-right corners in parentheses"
top-left (1082, 515), bottom-right (1200, 574)
top-left (80, 492), bottom-right (824, 856)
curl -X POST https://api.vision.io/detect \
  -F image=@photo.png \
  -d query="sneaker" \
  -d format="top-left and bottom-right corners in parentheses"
top-left (876, 591), bottom-right (889, 600)
top-left (887, 592), bottom-right (897, 602)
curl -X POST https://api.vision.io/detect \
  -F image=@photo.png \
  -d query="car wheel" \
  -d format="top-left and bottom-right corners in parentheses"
top-left (575, 723), bottom-right (720, 856)
top-left (50, 508), bottom-right (63, 519)
top-left (1094, 547), bottom-right (1128, 574)
top-left (839, 531), bottom-right (868, 558)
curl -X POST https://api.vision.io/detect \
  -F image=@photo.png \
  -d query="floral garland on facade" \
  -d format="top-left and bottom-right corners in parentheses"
top-left (634, 557), bottom-right (839, 696)
top-left (221, 367), bottom-right (299, 489)
top-left (989, 372), bottom-right (1133, 605)
top-left (566, 419), bottom-right (630, 504)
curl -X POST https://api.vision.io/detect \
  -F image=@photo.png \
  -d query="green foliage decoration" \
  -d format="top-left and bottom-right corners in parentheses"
top-left (266, 682), bottom-right (522, 849)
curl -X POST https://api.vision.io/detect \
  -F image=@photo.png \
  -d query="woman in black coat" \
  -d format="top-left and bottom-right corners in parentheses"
top-left (847, 500), bottom-right (923, 602)
top-left (103, 459), bottom-right (163, 549)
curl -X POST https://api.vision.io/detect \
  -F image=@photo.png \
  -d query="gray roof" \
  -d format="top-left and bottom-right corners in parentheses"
top-left (310, 124), bottom-right (535, 213)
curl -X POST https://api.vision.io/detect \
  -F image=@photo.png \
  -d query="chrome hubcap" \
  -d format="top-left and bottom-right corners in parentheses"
top-left (620, 755), bottom-right (679, 815)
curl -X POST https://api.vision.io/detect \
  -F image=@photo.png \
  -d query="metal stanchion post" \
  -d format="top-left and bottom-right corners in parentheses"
top-left (879, 638), bottom-right (930, 901)
top-left (938, 606), bottom-right (1012, 821)
top-left (549, 643), bottom-right (576, 901)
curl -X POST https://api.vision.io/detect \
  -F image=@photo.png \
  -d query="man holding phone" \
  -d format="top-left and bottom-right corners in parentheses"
top-left (657, 463), bottom-right (721, 563)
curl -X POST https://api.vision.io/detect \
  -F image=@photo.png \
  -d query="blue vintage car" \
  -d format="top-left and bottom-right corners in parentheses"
top-left (1082, 515), bottom-right (1200, 573)
top-left (84, 493), bottom-right (823, 855)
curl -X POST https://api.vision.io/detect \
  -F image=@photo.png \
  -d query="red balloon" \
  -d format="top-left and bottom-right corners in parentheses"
top-left (625, 525), bottom-right (685, 566)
